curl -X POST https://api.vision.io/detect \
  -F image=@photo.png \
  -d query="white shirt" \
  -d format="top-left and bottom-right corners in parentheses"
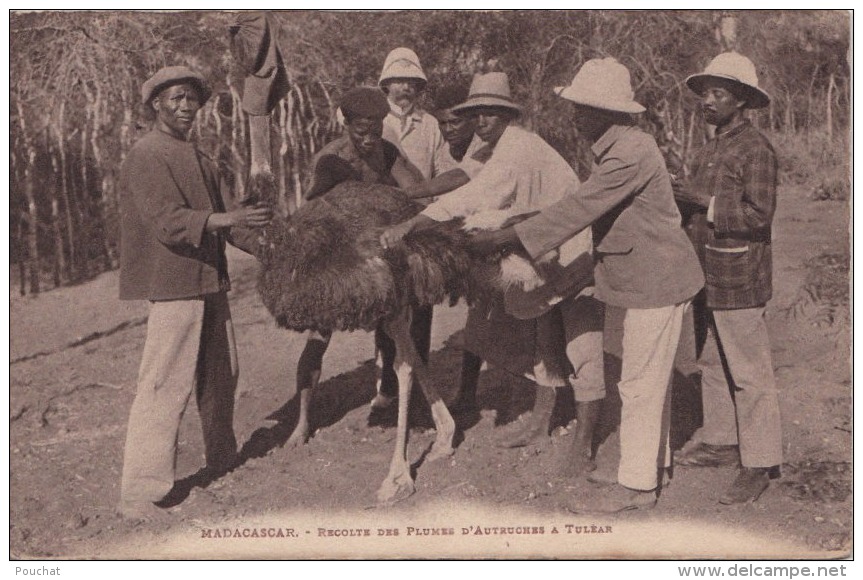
top-left (423, 124), bottom-right (592, 267)
top-left (383, 102), bottom-right (454, 180)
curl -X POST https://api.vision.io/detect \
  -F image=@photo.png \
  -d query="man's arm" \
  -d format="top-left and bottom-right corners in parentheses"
top-left (402, 168), bottom-right (470, 199)
top-left (390, 154), bottom-right (425, 189)
top-left (304, 154), bottom-right (357, 201)
top-left (712, 144), bottom-right (777, 235)
top-left (514, 152), bottom-right (641, 260)
top-left (421, 160), bottom-right (516, 222)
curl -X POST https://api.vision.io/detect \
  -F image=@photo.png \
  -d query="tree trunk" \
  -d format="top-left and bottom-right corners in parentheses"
top-left (826, 72), bottom-right (835, 141)
top-left (287, 89), bottom-right (303, 208)
top-left (717, 13), bottom-right (738, 51)
top-left (277, 98), bottom-right (290, 214)
top-left (16, 102), bottom-right (41, 295)
top-left (228, 81), bottom-right (246, 199)
top-left (54, 103), bottom-right (76, 282)
top-left (805, 64), bottom-right (819, 142)
top-left (47, 136), bottom-right (66, 288)
top-left (89, 86), bottom-right (117, 270)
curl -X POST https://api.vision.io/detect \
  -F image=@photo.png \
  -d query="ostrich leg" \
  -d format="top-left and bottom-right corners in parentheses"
top-left (386, 309), bottom-right (456, 461)
top-left (377, 308), bottom-right (416, 504)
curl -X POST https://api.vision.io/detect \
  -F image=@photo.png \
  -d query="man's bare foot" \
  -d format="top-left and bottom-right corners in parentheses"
top-left (496, 417), bottom-right (547, 448)
top-left (118, 500), bottom-right (174, 524)
top-left (557, 450), bottom-right (597, 478)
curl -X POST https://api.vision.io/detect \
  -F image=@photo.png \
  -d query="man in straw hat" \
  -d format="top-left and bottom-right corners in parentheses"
top-left (282, 86), bottom-right (425, 446)
top-left (118, 66), bottom-right (272, 520)
top-left (673, 52), bottom-right (782, 505)
top-left (381, 72), bottom-right (605, 473)
top-left (472, 58), bottom-right (704, 512)
top-left (397, 78), bottom-right (491, 201)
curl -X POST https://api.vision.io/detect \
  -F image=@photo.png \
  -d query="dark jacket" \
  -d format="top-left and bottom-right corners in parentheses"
top-left (119, 130), bottom-right (231, 301)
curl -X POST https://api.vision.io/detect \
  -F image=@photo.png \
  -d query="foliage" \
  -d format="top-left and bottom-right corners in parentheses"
top-left (9, 10), bottom-right (851, 294)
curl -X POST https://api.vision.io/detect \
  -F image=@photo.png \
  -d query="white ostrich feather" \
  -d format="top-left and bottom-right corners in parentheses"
top-left (497, 254), bottom-right (546, 291)
top-left (462, 209), bottom-right (517, 232)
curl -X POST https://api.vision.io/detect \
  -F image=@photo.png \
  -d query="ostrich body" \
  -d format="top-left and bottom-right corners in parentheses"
top-left (248, 178), bottom-right (580, 502)
top-left (252, 181), bottom-right (500, 503)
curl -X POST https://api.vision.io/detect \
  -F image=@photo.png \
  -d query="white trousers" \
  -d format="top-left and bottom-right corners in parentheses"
top-left (617, 301), bottom-right (688, 490)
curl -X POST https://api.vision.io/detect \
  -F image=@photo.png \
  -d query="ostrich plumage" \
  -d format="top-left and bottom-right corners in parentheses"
top-left (254, 181), bottom-right (500, 333)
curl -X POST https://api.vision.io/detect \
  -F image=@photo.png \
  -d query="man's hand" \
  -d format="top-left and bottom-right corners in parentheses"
top-left (206, 204), bottom-right (273, 232)
top-left (380, 219), bottom-right (414, 250)
top-left (469, 227), bottom-right (522, 256)
top-left (671, 177), bottom-right (712, 209)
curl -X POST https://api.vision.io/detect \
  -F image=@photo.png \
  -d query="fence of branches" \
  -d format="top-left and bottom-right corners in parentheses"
top-left (9, 10), bottom-right (850, 295)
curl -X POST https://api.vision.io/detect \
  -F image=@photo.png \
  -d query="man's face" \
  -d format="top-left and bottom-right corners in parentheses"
top-left (385, 78), bottom-right (423, 109)
top-left (571, 104), bottom-right (609, 142)
top-left (152, 82), bottom-right (201, 138)
top-left (473, 107), bottom-right (511, 146)
top-left (699, 78), bottom-right (746, 127)
top-left (435, 109), bottom-right (477, 149)
top-left (346, 117), bottom-right (384, 157)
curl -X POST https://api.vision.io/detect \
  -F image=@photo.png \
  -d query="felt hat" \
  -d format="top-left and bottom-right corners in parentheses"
top-left (378, 47), bottom-right (428, 87)
top-left (685, 52), bottom-right (770, 109)
top-left (339, 86), bottom-right (390, 122)
top-left (141, 66), bottom-right (211, 106)
top-left (450, 72), bottom-right (522, 114)
top-left (555, 57), bottom-right (645, 114)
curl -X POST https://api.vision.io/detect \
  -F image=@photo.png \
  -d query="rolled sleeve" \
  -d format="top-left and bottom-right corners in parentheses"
top-left (421, 162), bottom-right (516, 222)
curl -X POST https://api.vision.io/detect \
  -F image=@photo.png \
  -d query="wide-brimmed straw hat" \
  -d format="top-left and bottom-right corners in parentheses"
top-left (450, 72), bottom-right (522, 115)
top-left (378, 47), bottom-right (428, 87)
top-left (685, 52), bottom-right (770, 109)
top-left (141, 65), bottom-right (211, 106)
top-left (555, 57), bottom-right (645, 114)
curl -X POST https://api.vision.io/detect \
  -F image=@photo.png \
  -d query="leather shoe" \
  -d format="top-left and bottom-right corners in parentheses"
top-left (719, 467), bottom-right (771, 505)
top-left (568, 484), bottom-right (658, 514)
top-left (675, 442), bottom-right (740, 467)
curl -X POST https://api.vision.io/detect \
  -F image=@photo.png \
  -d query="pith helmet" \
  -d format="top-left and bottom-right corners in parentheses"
top-left (555, 57), bottom-right (645, 114)
top-left (685, 52), bottom-right (770, 109)
top-left (378, 47), bottom-right (427, 88)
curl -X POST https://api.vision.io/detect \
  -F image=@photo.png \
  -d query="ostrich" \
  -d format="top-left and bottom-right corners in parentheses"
top-left (244, 179), bottom-right (558, 503)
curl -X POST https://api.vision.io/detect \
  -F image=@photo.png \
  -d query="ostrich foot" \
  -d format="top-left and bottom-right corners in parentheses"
top-left (426, 400), bottom-right (456, 462)
top-left (285, 420), bottom-right (310, 448)
top-left (377, 463), bottom-right (415, 504)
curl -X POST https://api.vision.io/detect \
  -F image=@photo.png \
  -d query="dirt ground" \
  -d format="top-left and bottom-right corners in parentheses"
top-left (8, 183), bottom-right (851, 560)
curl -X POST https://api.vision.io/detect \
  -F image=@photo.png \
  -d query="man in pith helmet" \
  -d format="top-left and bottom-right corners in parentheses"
top-left (674, 52), bottom-right (782, 505)
top-left (472, 58), bottom-right (704, 513)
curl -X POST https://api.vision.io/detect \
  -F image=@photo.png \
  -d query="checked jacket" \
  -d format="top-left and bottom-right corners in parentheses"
top-left (675, 120), bottom-right (778, 309)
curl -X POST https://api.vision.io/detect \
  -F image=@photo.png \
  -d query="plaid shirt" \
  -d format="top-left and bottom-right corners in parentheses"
top-left (676, 120), bottom-right (777, 309)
